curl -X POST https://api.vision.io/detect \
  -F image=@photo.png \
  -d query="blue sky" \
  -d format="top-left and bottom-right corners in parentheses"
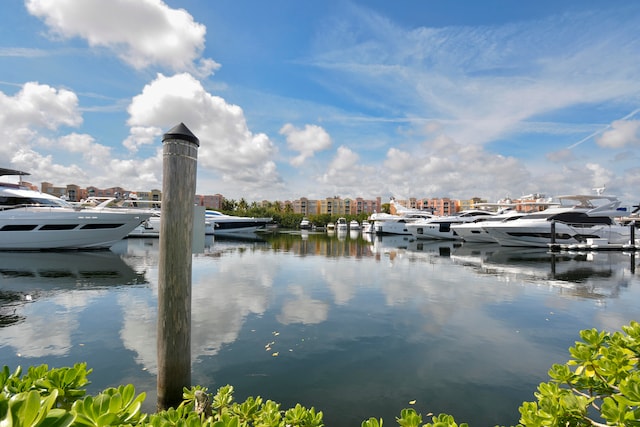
top-left (1, 0), bottom-right (639, 206)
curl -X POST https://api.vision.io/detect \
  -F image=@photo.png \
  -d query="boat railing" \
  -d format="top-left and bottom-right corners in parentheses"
top-left (0, 203), bottom-right (69, 211)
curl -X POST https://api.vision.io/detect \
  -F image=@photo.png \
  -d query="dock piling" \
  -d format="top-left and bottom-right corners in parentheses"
top-left (157, 123), bottom-right (199, 411)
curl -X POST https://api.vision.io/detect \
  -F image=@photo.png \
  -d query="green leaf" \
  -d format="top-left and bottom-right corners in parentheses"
top-left (37, 409), bottom-right (75, 427)
top-left (361, 417), bottom-right (382, 427)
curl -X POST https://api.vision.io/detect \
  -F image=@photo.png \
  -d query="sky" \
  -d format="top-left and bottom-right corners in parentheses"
top-left (1, 0), bottom-right (640, 206)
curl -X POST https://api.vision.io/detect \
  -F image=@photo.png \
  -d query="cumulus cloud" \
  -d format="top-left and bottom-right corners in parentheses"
top-left (596, 119), bottom-right (640, 148)
top-left (0, 82), bottom-right (89, 181)
top-left (0, 82), bottom-right (81, 132)
top-left (0, 81), bottom-right (162, 189)
top-left (280, 123), bottom-right (333, 166)
top-left (585, 163), bottom-right (614, 190)
top-left (26, 0), bottom-right (219, 76)
top-left (329, 146), bottom-right (359, 171)
top-left (126, 73), bottom-right (282, 190)
top-left (384, 147), bottom-right (420, 172)
top-left (318, 146), bottom-right (378, 195)
top-left (47, 133), bottom-right (112, 167)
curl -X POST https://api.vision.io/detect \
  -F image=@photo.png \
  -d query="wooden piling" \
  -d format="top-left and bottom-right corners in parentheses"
top-left (157, 123), bottom-right (199, 411)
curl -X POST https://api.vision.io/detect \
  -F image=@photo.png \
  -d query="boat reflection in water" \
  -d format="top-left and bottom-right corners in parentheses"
top-left (451, 242), bottom-right (636, 299)
top-left (0, 250), bottom-right (144, 360)
top-left (0, 250), bottom-right (143, 292)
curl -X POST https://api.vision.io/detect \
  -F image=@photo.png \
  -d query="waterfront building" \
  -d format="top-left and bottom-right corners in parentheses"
top-left (41, 182), bottom-right (85, 201)
top-left (36, 180), bottom-right (469, 218)
top-left (196, 194), bottom-right (223, 209)
top-left (292, 197), bottom-right (318, 215)
top-left (419, 198), bottom-right (459, 216)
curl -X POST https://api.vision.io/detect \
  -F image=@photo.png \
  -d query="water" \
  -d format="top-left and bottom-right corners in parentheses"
top-left (1, 231), bottom-right (639, 426)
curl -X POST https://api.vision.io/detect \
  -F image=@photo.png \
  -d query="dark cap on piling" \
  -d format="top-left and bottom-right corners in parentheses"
top-left (162, 122), bottom-right (199, 146)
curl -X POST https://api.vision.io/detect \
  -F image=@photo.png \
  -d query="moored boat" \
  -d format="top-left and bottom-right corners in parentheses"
top-left (0, 167), bottom-right (151, 250)
top-left (205, 210), bottom-right (272, 235)
top-left (481, 194), bottom-right (632, 247)
top-left (300, 217), bottom-right (312, 230)
top-left (406, 210), bottom-right (497, 240)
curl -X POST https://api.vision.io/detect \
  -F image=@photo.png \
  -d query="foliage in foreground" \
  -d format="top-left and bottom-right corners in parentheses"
top-left (1, 321), bottom-right (640, 426)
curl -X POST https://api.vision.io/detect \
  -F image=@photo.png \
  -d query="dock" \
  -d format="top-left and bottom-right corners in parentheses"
top-left (549, 238), bottom-right (639, 252)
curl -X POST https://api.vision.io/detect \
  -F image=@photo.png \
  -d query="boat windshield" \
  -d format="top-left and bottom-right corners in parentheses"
top-left (0, 196), bottom-right (70, 208)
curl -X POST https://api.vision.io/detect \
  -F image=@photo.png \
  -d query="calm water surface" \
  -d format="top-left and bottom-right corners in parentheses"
top-left (1, 231), bottom-right (639, 426)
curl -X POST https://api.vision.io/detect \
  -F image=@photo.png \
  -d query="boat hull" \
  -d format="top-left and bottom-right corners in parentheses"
top-left (482, 220), bottom-right (631, 247)
top-left (373, 219), bottom-right (413, 235)
top-left (205, 210), bottom-right (272, 235)
top-left (451, 223), bottom-right (497, 243)
top-left (407, 222), bottom-right (463, 240)
top-left (0, 207), bottom-right (149, 250)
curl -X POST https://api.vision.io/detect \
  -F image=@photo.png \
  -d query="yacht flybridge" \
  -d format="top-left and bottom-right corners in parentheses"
top-left (0, 168), bottom-right (152, 250)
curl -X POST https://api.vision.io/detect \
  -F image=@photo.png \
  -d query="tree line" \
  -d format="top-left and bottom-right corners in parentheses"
top-left (217, 199), bottom-right (391, 229)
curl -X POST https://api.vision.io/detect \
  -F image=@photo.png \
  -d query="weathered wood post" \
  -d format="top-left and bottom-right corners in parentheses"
top-left (157, 123), bottom-right (199, 410)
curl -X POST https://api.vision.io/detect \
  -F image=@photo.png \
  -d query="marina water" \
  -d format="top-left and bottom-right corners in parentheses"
top-left (1, 231), bottom-right (639, 426)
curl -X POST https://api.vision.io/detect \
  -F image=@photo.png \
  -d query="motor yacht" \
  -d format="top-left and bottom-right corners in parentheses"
top-left (371, 212), bottom-right (435, 235)
top-left (450, 209), bottom-right (524, 243)
top-left (299, 217), bottom-right (312, 230)
top-left (450, 197), bottom-right (560, 243)
top-left (336, 217), bottom-right (348, 231)
top-left (125, 200), bottom-right (215, 237)
top-left (0, 168), bottom-right (152, 250)
top-left (480, 194), bottom-right (632, 247)
top-left (406, 210), bottom-right (499, 240)
top-left (371, 199), bottom-right (436, 235)
top-left (349, 220), bottom-right (360, 230)
top-left (205, 210), bottom-right (272, 235)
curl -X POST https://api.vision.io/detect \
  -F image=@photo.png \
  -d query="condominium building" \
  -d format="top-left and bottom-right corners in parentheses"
top-left (37, 180), bottom-right (470, 217)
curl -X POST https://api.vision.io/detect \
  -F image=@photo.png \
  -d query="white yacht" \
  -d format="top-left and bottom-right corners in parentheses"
top-left (370, 212), bottom-right (435, 235)
top-left (371, 199), bottom-right (436, 235)
top-left (450, 197), bottom-right (560, 243)
top-left (299, 217), bottom-right (312, 230)
top-left (336, 217), bottom-right (348, 231)
top-left (480, 194), bottom-right (632, 247)
top-left (406, 210), bottom-right (497, 240)
top-left (0, 168), bottom-right (151, 250)
top-left (450, 209), bottom-right (524, 243)
top-left (349, 219), bottom-right (360, 230)
top-left (205, 209), bottom-right (272, 235)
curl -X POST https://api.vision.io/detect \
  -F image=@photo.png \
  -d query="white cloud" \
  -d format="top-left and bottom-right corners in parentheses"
top-left (126, 73), bottom-right (282, 192)
top-left (0, 82), bottom-right (81, 131)
top-left (329, 145), bottom-right (359, 171)
top-left (317, 146), bottom-right (380, 196)
top-left (26, 0), bottom-right (219, 76)
top-left (0, 82), bottom-right (90, 183)
top-left (280, 123), bottom-right (333, 166)
top-left (596, 120), bottom-right (640, 149)
top-left (585, 163), bottom-right (614, 190)
top-left (123, 126), bottom-right (164, 152)
top-left (384, 147), bottom-right (419, 172)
